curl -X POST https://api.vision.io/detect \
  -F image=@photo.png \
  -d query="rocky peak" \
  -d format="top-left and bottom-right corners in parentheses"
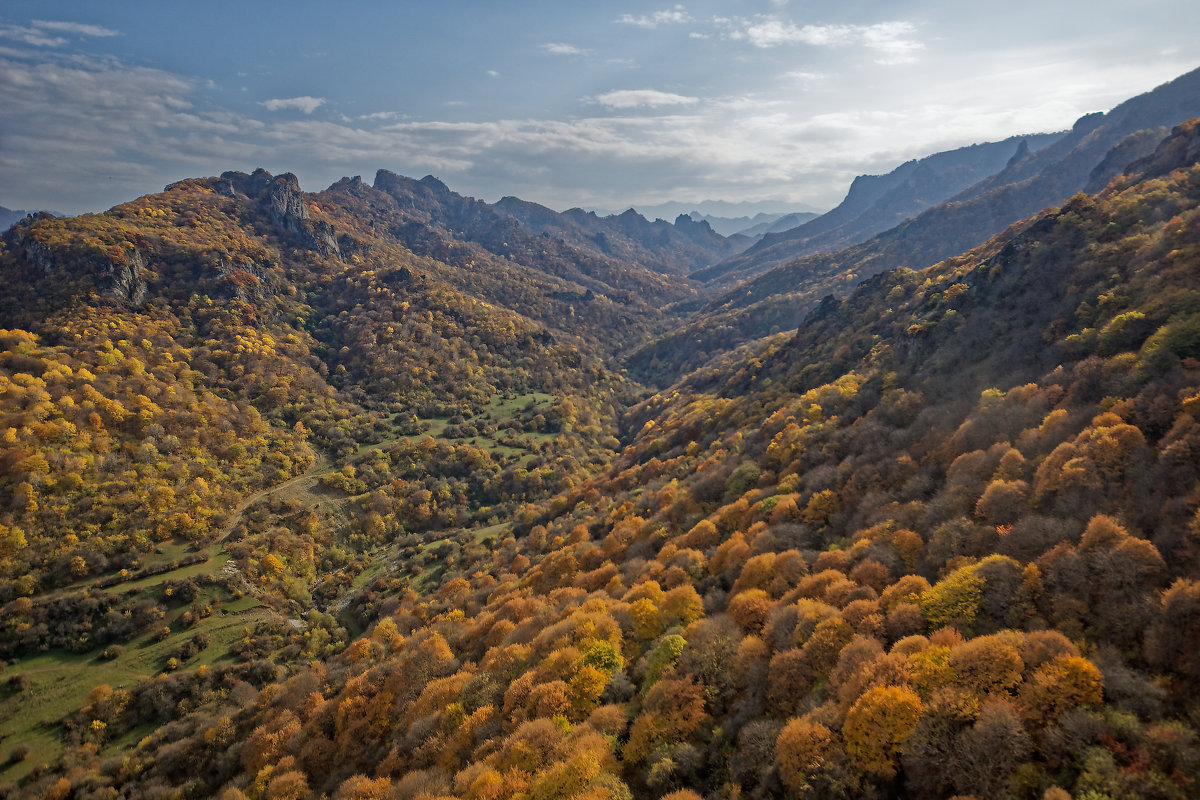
top-left (227, 169), bottom-right (341, 258)
top-left (1005, 139), bottom-right (1030, 170)
top-left (673, 213), bottom-right (715, 235)
top-left (264, 172), bottom-right (310, 235)
top-left (218, 169), bottom-right (274, 198)
top-left (418, 175), bottom-right (451, 196)
top-left (1072, 111), bottom-right (1105, 135)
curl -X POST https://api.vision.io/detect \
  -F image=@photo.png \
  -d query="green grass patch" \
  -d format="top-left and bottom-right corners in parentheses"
top-left (471, 521), bottom-right (513, 543)
top-left (117, 551), bottom-right (229, 594)
top-left (347, 547), bottom-right (392, 594)
top-left (137, 540), bottom-right (204, 571)
top-left (489, 391), bottom-right (555, 415)
top-left (0, 591), bottom-right (271, 781)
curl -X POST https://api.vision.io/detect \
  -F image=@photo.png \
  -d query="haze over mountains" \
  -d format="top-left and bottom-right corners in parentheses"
top-left (725, 211), bottom-right (821, 239)
top-left (589, 201), bottom-right (821, 234)
top-left (0, 208), bottom-right (43, 232)
top-left (693, 132), bottom-right (1065, 285)
top-left (3, 58), bottom-right (1200, 800)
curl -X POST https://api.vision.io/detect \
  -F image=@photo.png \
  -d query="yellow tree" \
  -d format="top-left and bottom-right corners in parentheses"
top-left (777, 717), bottom-right (835, 795)
top-left (843, 685), bottom-right (923, 777)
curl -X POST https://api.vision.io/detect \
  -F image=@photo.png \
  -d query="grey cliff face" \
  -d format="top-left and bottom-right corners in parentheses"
top-left (264, 173), bottom-right (341, 258)
top-left (104, 249), bottom-right (148, 307)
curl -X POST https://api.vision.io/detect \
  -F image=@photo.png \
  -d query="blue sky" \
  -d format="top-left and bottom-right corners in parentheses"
top-left (2, 1), bottom-right (1199, 216)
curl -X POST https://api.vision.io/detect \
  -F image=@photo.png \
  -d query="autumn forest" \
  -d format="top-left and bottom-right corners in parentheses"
top-left (2, 79), bottom-right (1200, 800)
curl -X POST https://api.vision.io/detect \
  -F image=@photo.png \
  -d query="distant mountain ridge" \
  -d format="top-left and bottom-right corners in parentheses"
top-left (600, 198), bottom-right (817, 222)
top-left (493, 197), bottom-right (749, 276)
top-left (362, 169), bottom-right (751, 290)
top-left (0, 206), bottom-right (52, 231)
top-left (701, 64), bottom-right (1200, 287)
top-left (696, 131), bottom-right (1065, 285)
top-left (727, 211), bottom-right (821, 238)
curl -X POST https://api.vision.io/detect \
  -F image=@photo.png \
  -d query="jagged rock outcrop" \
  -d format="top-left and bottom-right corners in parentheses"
top-left (263, 173), bottom-right (341, 257)
top-left (4, 213), bottom-right (148, 306)
top-left (104, 248), bottom-right (148, 306)
top-left (264, 173), bottom-right (311, 236)
top-left (9, 224), bottom-right (56, 276)
top-left (217, 169), bottom-right (342, 257)
top-left (215, 256), bottom-right (273, 305)
top-left (1004, 139), bottom-right (1030, 170)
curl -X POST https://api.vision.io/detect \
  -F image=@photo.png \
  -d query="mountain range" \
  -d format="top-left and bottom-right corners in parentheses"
top-left (625, 65), bottom-right (1200, 384)
top-left (1, 67), bottom-right (1200, 800)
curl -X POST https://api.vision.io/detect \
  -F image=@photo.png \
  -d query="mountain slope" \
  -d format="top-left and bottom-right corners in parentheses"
top-left (368, 170), bottom-right (704, 313)
top-left (0, 165), bottom-right (663, 649)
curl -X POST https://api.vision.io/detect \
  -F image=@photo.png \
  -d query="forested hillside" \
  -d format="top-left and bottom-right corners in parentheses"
top-left (1, 105), bottom-right (1199, 800)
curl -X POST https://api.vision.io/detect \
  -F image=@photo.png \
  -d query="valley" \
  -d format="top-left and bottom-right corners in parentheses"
top-left (0, 71), bottom-right (1200, 800)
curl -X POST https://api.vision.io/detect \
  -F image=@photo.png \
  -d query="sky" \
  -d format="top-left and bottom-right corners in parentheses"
top-left (2, 1), bottom-right (1200, 217)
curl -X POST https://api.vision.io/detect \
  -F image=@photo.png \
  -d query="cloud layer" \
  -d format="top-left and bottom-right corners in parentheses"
top-left (542, 42), bottom-right (588, 56)
top-left (31, 19), bottom-right (120, 38)
top-left (2, 4), bottom-right (1198, 216)
top-left (0, 18), bottom-right (120, 47)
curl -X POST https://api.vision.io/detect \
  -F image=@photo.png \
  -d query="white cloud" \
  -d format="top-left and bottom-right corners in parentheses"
top-left (31, 20), bottom-right (120, 38)
top-left (358, 111), bottom-right (405, 121)
top-left (487, 69), bottom-right (500, 78)
top-left (782, 70), bottom-right (828, 87)
top-left (261, 96), bottom-right (326, 114)
top-left (616, 5), bottom-right (691, 28)
top-left (542, 42), bottom-right (587, 56)
top-left (0, 24), bottom-right (67, 47)
top-left (735, 19), bottom-right (924, 63)
top-left (595, 89), bottom-right (699, 108)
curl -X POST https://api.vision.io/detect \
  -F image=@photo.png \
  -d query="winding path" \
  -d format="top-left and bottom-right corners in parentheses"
top-left (214, 450), bottom-right (333, 543)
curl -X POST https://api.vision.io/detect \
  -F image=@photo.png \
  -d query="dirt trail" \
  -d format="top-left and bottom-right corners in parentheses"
top-left (214, 450), bottom-right (333, 543)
